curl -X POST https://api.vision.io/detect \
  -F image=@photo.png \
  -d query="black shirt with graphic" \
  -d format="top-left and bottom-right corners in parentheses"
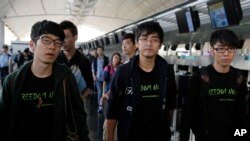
top-left (205, 66), bottom-right (245, 140)
top-left (188, 65), bottom-right (247, 141)
top-left (130, 65), bottom-right (161, 141)
top-left (15, 68), bottom-right (55, 141)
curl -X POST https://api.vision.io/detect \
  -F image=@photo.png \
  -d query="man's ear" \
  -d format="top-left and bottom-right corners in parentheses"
top-left (29, 40), bottom-right (35, 53)
top-left (135, 42), bottom-right (139, 51)
top-left (74, 35), bottom-right (78, 42)
top-left (134, 43), bottom-right (138, 50)
top-left (210, 47), bottom-right (215, 56)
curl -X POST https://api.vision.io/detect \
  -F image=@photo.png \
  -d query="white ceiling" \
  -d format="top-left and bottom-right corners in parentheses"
top-left (2, 0), bottom-right (250, 42)
top-left (0, 0), bottom-right (187, 40)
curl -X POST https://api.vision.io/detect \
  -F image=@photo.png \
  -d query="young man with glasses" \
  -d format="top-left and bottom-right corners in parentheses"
top-left (180, 29), bottom-right (248, 141)
top-left (0, 20), bottom-right (89, 141)
top-left (105, 21), bottom-right (177, 141)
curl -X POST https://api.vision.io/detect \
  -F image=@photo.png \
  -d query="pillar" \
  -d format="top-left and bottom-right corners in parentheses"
top-left (0, 21), bottom-right (4, 48)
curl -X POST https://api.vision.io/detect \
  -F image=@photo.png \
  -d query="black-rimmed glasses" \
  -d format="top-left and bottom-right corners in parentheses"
top-left (35, 36), bottom-right (63, 47)
top-left (213, 47), bottom-right (237, 53)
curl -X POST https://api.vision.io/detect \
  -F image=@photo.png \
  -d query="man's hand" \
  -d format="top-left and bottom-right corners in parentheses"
top-left (80, 88), bottom-right (92, 100)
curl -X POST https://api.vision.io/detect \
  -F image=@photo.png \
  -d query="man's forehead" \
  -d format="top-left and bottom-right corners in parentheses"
top-left (215, 41), bottom-right (233, 47)
top-left (42, 34), bottom-right (61, 40)
top-left (63, 29), bottom-right (73, 35)
top-left (123, 38), bottom-right (133, 42)
top-left (140, 31), bottom-right (159, 37)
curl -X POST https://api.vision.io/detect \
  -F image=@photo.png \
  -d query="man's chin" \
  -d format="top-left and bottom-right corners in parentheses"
top-left (43, 60), bottom-right (55, 65)
top-left (144, 55), bottom-right (155, 59)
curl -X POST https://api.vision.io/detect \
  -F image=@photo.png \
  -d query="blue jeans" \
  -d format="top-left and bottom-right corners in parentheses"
top-left (96, 80), bottom-right (103, 107)
top-left (96, 80), bottom-right (104, 140)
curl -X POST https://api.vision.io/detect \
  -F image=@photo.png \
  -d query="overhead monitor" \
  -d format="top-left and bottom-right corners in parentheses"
top-left (175, 7), bottom-right (200, 33)
top-left (207, 0), bottom-right (242, 29)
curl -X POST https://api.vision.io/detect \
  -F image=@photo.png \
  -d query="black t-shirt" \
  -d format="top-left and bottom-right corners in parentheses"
top-left (206, 66), bottom-right (242, 140)
top-left (130, 65), bottom-right (161, 141)
top-left (15, 68), bottom-right (55, 141)
top-left (190, 65), bottom-right (247, 140)
top-left (57, 50), bottom-right (94, 90)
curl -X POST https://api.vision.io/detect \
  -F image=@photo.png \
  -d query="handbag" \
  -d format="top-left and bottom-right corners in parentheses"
top-left (63, 77), bottom-right (80, 141)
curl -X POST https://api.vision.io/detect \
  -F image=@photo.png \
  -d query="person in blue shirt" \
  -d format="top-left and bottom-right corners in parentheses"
top-left (92, 46), bottom-right (109, 113)
top-left (0, 44), bottom-right (13, 86)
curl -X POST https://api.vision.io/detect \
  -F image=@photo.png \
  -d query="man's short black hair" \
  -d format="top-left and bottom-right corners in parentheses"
top-left (30, 20), bottom-right (65, 41)
top-left (122, 33), bottom-right (135, 44)
top-left (135, 21), bottom-right (164, 43)
top-left (96, 46), bottom-right (104, 50)
top-left (210, 29), bottom-right (240, 49)
top-left (60, 20), bottom-right (78, 36)
top-left (2, 44), bottom-right (8, 49)
top-left (24, 48), bottom-right (30, 53)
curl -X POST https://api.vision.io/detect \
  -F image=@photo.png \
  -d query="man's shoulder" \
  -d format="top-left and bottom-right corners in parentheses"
top-left (0, 53), bottom-right (10, 58)
top-left (156, 55), bottom-right (169, 67)
top-left (53, 62), bottom-right (71, 73)
top-left (115, 63), bottom-right (133, 80)
top-left (74, 51), bottom-right (90, 64)
top-left (230, 66), bottom-right (242, 73)
top-left (104, 55), bottom-right (109, 59)
top-left (120, 60), bottom-right (133, 70)
top-left (81, 54), bottom-right (90, 63)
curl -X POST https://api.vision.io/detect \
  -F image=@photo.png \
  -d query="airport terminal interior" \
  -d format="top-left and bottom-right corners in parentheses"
top-left (0, 0), bottom-right (250, 141)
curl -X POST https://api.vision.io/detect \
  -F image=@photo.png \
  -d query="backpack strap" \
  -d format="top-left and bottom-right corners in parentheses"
top-left (200, 66), bottom-right (210, 135)
top-left (235, 68), bottom-right (243, 88)
top-left (200, 66), bottom-right (210, 98)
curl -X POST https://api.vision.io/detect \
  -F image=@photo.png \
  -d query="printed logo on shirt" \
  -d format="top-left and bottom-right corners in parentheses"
top-left (140, 84), bottom-right (160, 98)
top-left (141, 84), bottom-right (159, 92)
top-left (21, 91), bottom-right (54, 108)
top-left (208, 88), bottom-right (237, 96)
top-left (125, 87), bottom-right (133, 95)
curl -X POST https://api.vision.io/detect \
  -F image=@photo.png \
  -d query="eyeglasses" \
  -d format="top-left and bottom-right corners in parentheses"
top-left (35, 36), bottom-right (63, 48)
top-left (213, 47), bottom-right (237, 53)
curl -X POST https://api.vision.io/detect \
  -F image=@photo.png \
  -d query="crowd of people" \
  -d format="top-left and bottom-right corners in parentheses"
top-left (0, 19), bottom-right (249, 141)
top-left (0, 46), bottom-right (33, 86)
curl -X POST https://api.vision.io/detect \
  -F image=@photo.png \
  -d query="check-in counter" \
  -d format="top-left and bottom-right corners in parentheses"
top-left (165, 42), bottom-right (213, 67)
top-left (231, 39), bottom-right (250, 71)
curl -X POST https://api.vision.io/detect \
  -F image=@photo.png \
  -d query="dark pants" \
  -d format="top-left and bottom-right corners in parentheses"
top-left (0, 66), bottom-right (9, 86)
top-left (83, 94), bottom-right (99, 141)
